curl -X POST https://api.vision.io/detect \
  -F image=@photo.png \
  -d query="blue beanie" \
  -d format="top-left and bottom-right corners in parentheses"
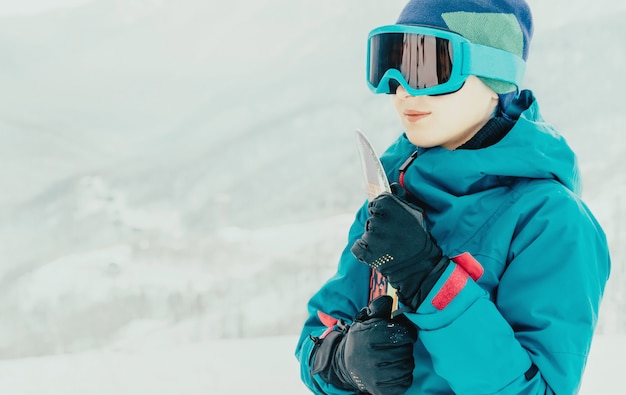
top-left (396, 0), bottom-right (534, 110)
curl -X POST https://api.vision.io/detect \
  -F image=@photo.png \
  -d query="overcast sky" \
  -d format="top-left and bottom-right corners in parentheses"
top-left (0, 0), bottom-right (624, 25)
top-left (0, 0), bottom-right (95, 16)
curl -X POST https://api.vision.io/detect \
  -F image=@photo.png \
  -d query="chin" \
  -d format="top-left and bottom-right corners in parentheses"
top-left (406, 136), bottom-right (437, 148)
top-left (404, 131), bottom-right (433, 147)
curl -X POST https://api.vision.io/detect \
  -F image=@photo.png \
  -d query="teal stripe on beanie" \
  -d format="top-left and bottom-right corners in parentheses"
top-left (395, 0), bottom-right (534, 108)
top-left (442, 11), bottom-right (524, 94)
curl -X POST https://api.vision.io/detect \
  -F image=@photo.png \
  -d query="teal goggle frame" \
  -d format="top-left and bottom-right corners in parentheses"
top-left (367, 25), bottom-right (526, 96)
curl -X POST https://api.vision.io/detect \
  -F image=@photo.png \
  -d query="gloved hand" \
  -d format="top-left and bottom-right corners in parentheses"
top-left (310, 296), bottom-right (417, 395)
top-left (351, 185), bottom-right (450, 312)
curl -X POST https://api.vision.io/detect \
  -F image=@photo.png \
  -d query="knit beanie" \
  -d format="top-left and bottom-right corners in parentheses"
top-left (396, 0), bottom-right (533, 109)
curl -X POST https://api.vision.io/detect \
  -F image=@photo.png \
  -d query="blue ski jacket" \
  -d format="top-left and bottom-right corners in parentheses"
top-left (295, 91), bottom-right (610, 394)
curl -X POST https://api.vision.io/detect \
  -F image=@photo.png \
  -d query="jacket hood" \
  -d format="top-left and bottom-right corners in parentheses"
top-left (384, 90), bottom-right (581, 204)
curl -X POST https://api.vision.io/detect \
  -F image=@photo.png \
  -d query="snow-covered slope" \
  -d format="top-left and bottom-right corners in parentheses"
top-left (0, 333), bottom-right (623, 395)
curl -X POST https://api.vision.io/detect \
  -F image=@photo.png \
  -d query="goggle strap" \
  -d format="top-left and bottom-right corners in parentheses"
top-left (462, 42), bottom-right (526, 88)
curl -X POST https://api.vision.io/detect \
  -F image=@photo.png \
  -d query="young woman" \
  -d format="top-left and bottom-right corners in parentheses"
top-left (295, 1), bottom-right (610, 394)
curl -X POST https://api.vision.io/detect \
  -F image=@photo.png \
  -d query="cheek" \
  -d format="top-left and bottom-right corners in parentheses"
top-left (438, 93), bottom-right (493, 128)
top-left (429, 112), bottom-right (460, 139)
top-left (451, 101), bottom-right (478, 124)
top-left (391, 95), bottom-right (402, 114)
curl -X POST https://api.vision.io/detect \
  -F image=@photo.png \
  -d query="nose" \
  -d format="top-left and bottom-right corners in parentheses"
top-left (395, 84), bottom-right (413, 98)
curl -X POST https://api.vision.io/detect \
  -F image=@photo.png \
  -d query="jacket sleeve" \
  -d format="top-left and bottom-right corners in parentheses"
top-left (294, 204), bottom-right (371, 395)
top-left (405, 187), bottom-right (610, 394)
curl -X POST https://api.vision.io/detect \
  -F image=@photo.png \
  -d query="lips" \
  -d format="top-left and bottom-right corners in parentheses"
top-left (403, 110), bottom-right (430, 122)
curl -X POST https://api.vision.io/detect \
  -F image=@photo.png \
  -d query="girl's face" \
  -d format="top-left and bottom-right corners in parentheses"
top-left (391, 76), bottom-right (499, 150)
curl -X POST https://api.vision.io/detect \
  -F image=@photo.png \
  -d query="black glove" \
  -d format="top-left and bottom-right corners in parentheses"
top-left (310, 296), bottom-right (417, 395)
top-left (351, 185), bottom-right (450, 312)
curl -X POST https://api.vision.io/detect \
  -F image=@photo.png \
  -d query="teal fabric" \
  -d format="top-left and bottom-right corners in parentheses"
top-left (295, 90), bottom-right (610, 394)
top-left (441, 11), bottom-right (524, 93)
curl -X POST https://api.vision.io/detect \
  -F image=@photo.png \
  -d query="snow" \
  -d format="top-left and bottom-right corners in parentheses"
top-left (0, 335), bottom-right (303, 395)
top-left (0, 333), bottom-right (623, 394)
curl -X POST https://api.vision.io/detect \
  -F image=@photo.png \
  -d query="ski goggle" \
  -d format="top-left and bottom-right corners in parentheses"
top-left (367, 25), bottom-right (526, 96)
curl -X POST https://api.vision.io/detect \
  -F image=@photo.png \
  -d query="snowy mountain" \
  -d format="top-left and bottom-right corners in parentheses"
top-left (0, 0), bottom-right (404, 357)
top-left (0, 0), bottom-right (624, 373)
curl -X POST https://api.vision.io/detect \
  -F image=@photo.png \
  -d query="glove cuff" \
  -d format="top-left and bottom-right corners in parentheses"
top-left (397, 256), bottom-right (451, 312)
top-left (310, 330), bottom-right (355, 391)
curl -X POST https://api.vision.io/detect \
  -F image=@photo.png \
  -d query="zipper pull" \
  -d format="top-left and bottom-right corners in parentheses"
top-left (398, 150), bottom-right (418, 188)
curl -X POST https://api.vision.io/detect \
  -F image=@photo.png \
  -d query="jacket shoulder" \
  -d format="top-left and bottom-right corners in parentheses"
top-left (509, 178), bottom-right (607, 256)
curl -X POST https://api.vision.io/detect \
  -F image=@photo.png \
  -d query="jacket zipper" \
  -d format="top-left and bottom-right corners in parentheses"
top-left (398, 150), bottom-right (418, 189)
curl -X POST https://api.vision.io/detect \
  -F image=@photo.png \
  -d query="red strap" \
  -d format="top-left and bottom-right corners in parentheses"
top-left (317, 311), bottom-right (339, 338)
top-left (431, 265), bottom-right (469, 310)
top-left (451, 252), bottom-right (484, 281)
top-left (431, 253), bottom-right (484, 311)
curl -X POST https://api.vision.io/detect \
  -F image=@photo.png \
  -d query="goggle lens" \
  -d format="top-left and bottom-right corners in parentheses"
top-left (369, 32), bottom-right (454, 93)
